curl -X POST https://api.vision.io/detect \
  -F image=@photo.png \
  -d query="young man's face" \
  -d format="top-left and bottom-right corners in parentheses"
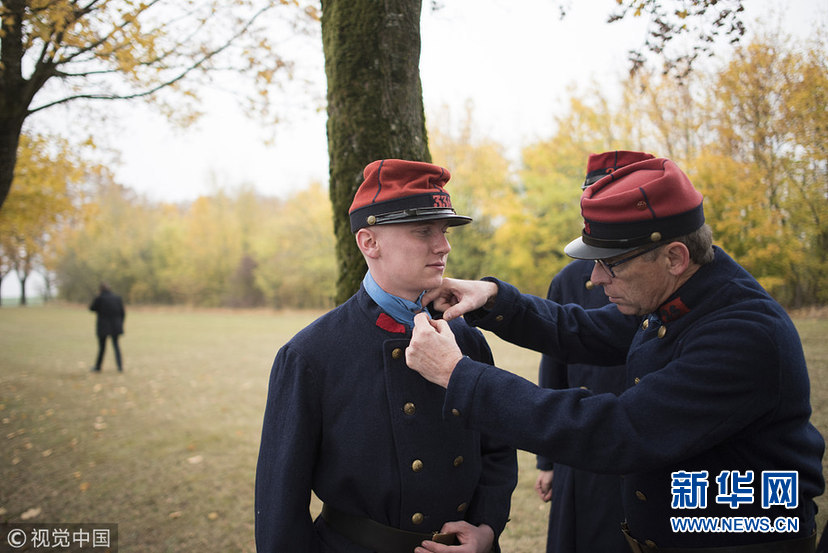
top-left (366, 220), bottom-right (452, 301)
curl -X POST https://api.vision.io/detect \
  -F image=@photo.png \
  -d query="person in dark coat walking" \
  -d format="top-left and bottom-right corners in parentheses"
top-left (89, 283), bottom-right (125, 372)
top-left (407, 152), bottom-right (825, 553)
top-left (255, 159), bottom-right (517, 553)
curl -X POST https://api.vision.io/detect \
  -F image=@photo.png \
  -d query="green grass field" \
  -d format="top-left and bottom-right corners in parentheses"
top-left (1, 305), bottom-right (826, 552)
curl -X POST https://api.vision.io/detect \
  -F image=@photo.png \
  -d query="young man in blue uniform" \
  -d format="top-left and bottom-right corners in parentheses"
top-left (406, 152), bottom-right (825, 552)
top-left (255, 159), bottom-right (518, 553)
top-left (535, 152), bottom-right (646, 553)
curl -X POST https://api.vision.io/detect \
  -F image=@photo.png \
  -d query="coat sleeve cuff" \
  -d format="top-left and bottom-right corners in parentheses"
top-left (442, 356), bottom-right (488, 423)
top-left (463, 278), bottom-right (520, 331)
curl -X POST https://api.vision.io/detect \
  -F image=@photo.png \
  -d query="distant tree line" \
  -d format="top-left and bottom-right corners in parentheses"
top-left (2, 30), bottom-right (825, 308)
top-left (49, 180), bottom-right (336, 309)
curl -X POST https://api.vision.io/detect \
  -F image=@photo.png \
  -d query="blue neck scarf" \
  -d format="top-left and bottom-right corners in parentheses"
top-left (363, 271), bottom-right (431, 327)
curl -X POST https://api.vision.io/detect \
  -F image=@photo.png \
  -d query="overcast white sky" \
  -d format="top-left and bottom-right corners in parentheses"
top-left (3, 0), bottom-right (824, 298)
top-left (99, 0), bottom-right (825, 204)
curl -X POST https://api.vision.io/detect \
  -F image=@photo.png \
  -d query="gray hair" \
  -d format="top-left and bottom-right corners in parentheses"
top-left (644, 224), bottom-right (714, 265)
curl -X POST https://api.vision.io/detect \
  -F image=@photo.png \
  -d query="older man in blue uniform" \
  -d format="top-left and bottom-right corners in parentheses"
top-left (406, 153), bottom-right (825, 553)
top-left (255, 159), bottom-right (518, 553)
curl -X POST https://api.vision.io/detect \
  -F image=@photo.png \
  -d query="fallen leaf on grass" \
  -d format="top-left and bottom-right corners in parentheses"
top-left (187, 455), bottom-right (203, 465)
top-left (168, 511), bottom-right (183, 519)
top-left (79, 482), bottom-right (90, 492)
top-left (207, 512), bottom-right (219, 521)
top-left (20, 507), bottom-right (41, 520)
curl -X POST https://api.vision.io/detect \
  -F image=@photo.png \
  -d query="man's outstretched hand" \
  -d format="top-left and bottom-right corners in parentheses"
top-left (422, 278), bottom-right (499, 321)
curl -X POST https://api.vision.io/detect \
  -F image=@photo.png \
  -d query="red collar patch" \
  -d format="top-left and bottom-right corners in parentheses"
top-left (658, 297), bottom-right (690, 323)
top-left (376, 313), bottom-right (406, 334)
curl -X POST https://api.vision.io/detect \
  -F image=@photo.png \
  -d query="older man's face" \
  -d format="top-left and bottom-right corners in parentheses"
top-left (589, 246), bottom-right (674, 316)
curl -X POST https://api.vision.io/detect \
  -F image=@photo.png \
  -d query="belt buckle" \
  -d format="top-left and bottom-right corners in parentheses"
top-left (431, 532), bottom-right (456, 545)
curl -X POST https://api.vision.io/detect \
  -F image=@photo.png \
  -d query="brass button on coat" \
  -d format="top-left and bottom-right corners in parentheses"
top-left (411, 512), bottom-right (424, 525)
top-left (642, 319), bottom-right (649, 330)
top-left (494, 315), bottom-right (504, 322)
top-left (634, 377), bottom-right (641, 385)
top-left (658, 326), bottom-right (667, 339)
top-left (636, 490), bottom-right (647, 501)
top-left (403, 402), bottom-right (416, 415)
top-left (412, 459), bottom-right (424, 472)
top-left (392, 347), bottom-right (403, 359)
top-left (456, 503), bottom-right (468, 512)
top-left (451, 408), bottom-right (461, 417)
top-left (453, 456), bottom-right (464, 467)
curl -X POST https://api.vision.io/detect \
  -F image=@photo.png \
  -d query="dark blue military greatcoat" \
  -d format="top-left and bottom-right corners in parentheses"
top-left (448, 247), bottom-right (824, 548)
top-left (255, 285), bottom-right (517, 553)
top-left (538, 259), bottom-right (632, 553)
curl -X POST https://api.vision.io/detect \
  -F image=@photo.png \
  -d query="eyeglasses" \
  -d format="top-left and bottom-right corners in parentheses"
top-left (594, 243), bottom-right (664, 278)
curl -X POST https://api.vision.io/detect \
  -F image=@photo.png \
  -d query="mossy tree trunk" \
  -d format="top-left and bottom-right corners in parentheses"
top-left (321, 0), bottom-right (431, 304)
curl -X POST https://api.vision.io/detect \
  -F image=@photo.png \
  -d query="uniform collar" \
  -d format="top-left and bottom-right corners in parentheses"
top-left (362, 270), bottom-right (431, 329)
top-left (653, 246), bottom-right (725, 324)
top-left (657, 297), bottom-right (690, 323)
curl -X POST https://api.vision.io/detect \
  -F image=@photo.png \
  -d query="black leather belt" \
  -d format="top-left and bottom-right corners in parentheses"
top-left (321, 504), bottom-right (457, 553)
top-left (622, 524), bottom-right (816, 553)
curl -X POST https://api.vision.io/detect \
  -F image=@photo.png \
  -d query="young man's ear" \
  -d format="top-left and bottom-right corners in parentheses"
top-left (356, 228), bottom-right (381, 259)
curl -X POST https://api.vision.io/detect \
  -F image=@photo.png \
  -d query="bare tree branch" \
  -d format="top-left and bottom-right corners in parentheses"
top-left (28, 2), bottom-right (275, 114)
